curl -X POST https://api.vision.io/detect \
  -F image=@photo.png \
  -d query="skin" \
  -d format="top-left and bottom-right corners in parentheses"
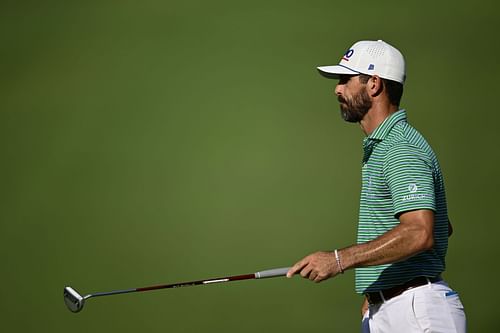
top-left (286, 74), bottom-right (447, 316)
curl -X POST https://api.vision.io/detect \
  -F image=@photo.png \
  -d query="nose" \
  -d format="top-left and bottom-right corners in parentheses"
top-left (334, 83), bottom-right (343, 97)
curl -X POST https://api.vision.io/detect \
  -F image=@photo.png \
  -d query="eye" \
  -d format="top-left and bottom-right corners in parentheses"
top-left (338, 75), bottom-right (355, 84)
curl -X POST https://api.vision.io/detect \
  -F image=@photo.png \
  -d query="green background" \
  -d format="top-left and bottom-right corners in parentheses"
top-left (1, 0), bottom-right (498, 332)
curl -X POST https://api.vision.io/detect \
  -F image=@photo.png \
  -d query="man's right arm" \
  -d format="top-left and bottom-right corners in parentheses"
top-left (286, 209), bottom-right (435, 281)
top-left (340, 209), bottom-right (434, 270)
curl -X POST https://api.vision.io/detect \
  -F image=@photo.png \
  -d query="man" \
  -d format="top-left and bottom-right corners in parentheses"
top-left (286, 40), bottom-right (466, 332)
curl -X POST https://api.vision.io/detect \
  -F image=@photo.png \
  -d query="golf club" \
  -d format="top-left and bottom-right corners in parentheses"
top-left (64, 266), bottom-right (290, 313)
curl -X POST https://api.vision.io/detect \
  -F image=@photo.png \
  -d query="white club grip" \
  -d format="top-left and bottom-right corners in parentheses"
top-left (255, 267), bottom-right (291, 279)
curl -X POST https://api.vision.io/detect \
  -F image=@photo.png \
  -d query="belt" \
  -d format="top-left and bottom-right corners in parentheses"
top-left (365, 276), bottom-right (441, 305)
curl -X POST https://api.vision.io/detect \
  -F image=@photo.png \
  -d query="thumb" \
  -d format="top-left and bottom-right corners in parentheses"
top-left (286, 259), bottom-right (307, 278)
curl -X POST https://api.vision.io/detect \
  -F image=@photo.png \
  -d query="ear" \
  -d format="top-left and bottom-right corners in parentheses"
top-left (367, 75), bottom-right (384, 97)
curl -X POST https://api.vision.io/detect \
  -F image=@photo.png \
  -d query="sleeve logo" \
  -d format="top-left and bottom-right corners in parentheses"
top-left (402, 183), bottom-right (428, 202)
top-left (408, 184), bottom-right (418, 193)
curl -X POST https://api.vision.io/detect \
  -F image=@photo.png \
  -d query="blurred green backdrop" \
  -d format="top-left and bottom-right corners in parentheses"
top-left (1, 0), bottom-right (498, 332)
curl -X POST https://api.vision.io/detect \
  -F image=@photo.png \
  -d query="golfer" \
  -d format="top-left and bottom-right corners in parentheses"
top-left (287, 40), bottom-right (466, 332)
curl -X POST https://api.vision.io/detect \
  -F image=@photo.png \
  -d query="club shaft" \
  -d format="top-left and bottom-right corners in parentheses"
top-left (86, 267), bottom-right (290, 299)
top-left (88, 288), bottom-right (137, 299)
top-left (136, 273), bottom-right (255, 292)
top-left (87, 274), bottom-right (256, 298)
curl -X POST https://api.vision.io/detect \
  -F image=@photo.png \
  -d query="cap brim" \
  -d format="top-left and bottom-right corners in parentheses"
top-left (317, 65), bottom-right (360, 79)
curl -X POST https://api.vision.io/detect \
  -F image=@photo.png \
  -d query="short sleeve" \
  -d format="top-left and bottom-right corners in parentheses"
top-left (383, 142), bottom-right (436, 217)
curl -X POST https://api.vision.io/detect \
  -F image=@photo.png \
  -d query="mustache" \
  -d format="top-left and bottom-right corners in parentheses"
top-left (337, 96), bottom-right (347, 104)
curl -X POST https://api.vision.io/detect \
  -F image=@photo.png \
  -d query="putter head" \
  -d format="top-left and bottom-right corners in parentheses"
top-left (64, 286), bottom-right (85, 313)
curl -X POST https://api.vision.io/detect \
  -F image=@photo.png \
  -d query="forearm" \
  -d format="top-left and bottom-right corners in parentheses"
top-left (287, 210), bottom-right (435, 281)
top-left (340, 211), bottom-right (434, 270)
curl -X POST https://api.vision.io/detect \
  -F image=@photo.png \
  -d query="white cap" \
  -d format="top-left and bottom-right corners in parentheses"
top-left (317, 40), bottom-right (406, 84)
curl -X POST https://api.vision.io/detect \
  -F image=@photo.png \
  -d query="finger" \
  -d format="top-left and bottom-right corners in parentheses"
top-left (300, 264), bottom-right (313, 279)
top-left (314, 274), bottom-right (325, 283)
top-left (287, 259), bottom-right (308, 278)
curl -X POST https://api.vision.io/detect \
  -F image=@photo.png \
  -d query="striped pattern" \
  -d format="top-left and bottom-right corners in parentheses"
top-left (355, 110), bottom-right (449, 294)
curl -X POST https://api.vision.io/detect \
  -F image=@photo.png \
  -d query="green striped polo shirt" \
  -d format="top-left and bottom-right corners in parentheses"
top-left (355, 110), bottom-right (449, 294)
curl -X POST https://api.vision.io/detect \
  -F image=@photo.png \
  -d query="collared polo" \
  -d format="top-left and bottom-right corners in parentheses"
top-left (355, 110), bottom-right (449, 294)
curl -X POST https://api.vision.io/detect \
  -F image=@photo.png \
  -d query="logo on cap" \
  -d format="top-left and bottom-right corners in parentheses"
top-left (368, 64), bottom-right (375, 70)
top-left (342, 49), bottom-right (354, 61)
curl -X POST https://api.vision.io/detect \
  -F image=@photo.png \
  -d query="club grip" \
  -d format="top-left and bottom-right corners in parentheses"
top-left (255, 267), bottom-right (291, 279)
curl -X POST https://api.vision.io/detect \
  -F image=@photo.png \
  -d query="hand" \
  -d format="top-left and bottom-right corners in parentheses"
top-left (286, 251), bottom-right (340, 282)
top-left (361, 296), bottom-right (369, 318)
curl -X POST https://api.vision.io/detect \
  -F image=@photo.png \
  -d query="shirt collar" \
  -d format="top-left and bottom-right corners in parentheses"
top-left (367, 109), bottom-right (407, 141)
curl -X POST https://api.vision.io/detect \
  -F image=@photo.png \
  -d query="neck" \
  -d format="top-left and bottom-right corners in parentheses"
top-left (359, 102), bottom-right (398, 135)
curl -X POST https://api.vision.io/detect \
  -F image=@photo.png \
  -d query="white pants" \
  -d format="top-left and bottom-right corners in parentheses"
top-left (361, 280), bottom-right (466, 333)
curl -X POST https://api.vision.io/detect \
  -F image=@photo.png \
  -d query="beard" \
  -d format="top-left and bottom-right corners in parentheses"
top-left (338, 89), bottom-right (372, 123)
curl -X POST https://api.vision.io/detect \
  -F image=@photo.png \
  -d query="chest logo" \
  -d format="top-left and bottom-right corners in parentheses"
top-left (408, 184), bottom-right (418, 193)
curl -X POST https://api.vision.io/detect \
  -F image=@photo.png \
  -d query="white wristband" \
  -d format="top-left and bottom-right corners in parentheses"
top-left (334, 249), bottom-right (344, 274)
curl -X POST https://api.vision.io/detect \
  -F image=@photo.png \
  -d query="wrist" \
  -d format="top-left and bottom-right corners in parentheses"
top-left (334, 249), bottom-right (345, 274)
